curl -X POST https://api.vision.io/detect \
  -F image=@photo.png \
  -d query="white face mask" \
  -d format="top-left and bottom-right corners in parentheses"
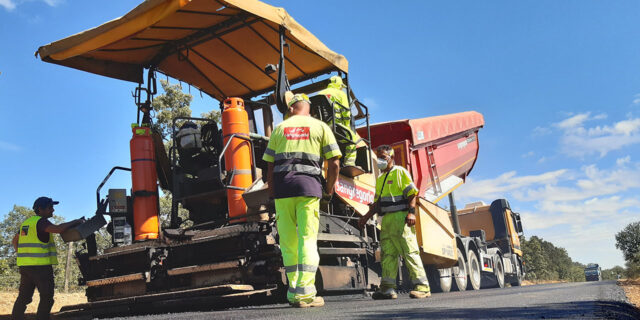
top-left (376, 158), bottom-right (388, 170)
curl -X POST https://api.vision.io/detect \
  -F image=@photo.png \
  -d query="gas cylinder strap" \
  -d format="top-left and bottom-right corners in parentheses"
top-left (133, 190), bottom-right (158, 197)
top-left (227, 169), bottom-right (252, 176)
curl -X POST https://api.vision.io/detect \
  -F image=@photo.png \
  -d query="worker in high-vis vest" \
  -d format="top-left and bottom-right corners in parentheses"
top-left (315, 76), bottom-right (358, 167)
top-left (12, 197), bottom-right (84, 320)
top-left (263, 93), bottom-right (342, 308)
top-left (358, 145), bottom-right (431, 299)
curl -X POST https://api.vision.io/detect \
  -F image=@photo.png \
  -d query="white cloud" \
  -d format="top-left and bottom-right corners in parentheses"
top-left (537, 156), bottom-right (547, 163)
top-left (554, 112), bottom-right (591, 130)
top-left (1, 0), bottom-right (62, 11)
top-left (457, 161), bottom-right (640, 268)
top-left (552, 112), bottom-right (640, 158)
top-left (456, 169), bottom-right (566, 200)
top-left (361, 97), bottom-right (379, 110)
top-left (0, 140), bottom-right (20, 151)
top-left (0, 0), bottom-right (16, 10)
top-left (532, 126), bottom-right (552, 137)
top-left (617, 156), bottom-right (631, 166)
top-left (633, 94), bottom-right (640, 106)
top-left (521, 151), bottom-right (534, 158)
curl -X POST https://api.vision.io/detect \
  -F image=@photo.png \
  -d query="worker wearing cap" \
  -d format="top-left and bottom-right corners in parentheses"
top-left (316, 76), bottom-right (358, 167)
top-left (263, 93), bottom-right (342, 308)
top-left (11, 197), bottom-right (84, 320)
top-left (358, 145), bottom-right (431, 299)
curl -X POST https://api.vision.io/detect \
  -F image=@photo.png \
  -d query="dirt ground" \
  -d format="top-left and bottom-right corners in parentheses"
top-left (0, 290), bottom-right (86, 318)
top-left (619, 278), bottom-right (640, 308)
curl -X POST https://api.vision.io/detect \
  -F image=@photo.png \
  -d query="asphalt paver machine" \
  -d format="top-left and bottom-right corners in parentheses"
top-left (38, 0), bottom-right (380, 317)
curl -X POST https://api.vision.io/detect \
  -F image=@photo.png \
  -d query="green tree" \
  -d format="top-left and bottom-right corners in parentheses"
top-left (602, 265), bottom-right (625, 280)
top-left (615, 221), bottom-right (640, 263)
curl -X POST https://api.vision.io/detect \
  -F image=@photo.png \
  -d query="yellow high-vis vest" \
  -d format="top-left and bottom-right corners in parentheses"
top-left (16, 216), bottom-right (58, 266)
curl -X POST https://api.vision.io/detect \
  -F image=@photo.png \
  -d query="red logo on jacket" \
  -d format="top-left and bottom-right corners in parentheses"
top-left (284, 127), bottom-right (310, 140)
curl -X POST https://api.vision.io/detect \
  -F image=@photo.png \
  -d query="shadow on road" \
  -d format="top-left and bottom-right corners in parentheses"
top-left (354, 300), bottom-right (640, 320)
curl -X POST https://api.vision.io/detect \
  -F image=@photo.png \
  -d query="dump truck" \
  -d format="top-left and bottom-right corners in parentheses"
top-left (584, 263), bottom-right (602, 281)
top-left (35, 0), bottom-right (519, 317)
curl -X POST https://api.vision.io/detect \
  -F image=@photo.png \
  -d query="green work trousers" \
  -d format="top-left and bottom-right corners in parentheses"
top-left (380, 211), bottom-right (428, 289)
top-left (275, 196), bottom-right (320, 303)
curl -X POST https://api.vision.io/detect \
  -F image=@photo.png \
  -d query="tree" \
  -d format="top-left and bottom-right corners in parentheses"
top-left (615, 221), bottom-right (640, 263)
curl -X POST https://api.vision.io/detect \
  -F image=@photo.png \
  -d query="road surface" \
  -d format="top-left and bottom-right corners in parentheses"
top-left (105, 281), bottom-right (639, 319)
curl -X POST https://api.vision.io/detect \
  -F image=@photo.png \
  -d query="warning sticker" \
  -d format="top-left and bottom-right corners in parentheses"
top-left (284, 127), bottom-right (310, 140)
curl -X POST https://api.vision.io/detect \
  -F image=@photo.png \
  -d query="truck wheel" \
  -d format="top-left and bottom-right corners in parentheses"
top-left (466, 250), bottom-right (481, 291)
top-left (427, 266), bottom-right (452, 293)
top-left (492, 257), bottom-right (505, 288)
top-left (451, 248), bottom-right (468, 291)
top-left (510, 257), bottom-right (523, 287)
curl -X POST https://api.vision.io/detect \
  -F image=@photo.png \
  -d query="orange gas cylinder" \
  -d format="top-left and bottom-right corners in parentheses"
top-left (130, 125), bottom-right (159, 240)
top-left (222, 97), bottom-right (252, 223)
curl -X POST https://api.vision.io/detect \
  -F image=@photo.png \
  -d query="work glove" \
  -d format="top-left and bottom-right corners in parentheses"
top-left (96, 197), bottom-right (109, 216)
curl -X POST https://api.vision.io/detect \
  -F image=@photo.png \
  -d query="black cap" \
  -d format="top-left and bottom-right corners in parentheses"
top-left (33, 197), bottom-right (59, 211)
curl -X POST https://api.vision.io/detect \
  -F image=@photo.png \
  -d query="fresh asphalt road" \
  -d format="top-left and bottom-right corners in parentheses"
top-left (108, 281), bottom-right (640, 320)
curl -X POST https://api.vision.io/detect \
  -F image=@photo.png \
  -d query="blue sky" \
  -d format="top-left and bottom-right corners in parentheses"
top-left (1, 0), bottom-right (640, 268)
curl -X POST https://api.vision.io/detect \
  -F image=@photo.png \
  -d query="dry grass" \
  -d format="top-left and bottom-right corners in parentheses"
top-left (521, 279), bottom-right (567, 286)
top-left (619, 278), bottom-right (640, 308)
top-left (0, 290), bottom-right (86, 317)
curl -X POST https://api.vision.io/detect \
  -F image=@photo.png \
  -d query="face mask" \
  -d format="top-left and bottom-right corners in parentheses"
top-left (376, 158), bottom-right (388, 170)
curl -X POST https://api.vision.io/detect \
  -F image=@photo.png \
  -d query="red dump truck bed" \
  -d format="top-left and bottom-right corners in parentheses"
top-left (357, 111), bottom-right (484, 202)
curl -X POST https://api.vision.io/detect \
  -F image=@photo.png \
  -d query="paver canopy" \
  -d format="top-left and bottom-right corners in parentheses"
top-left (37, 0), bottom-right (348, 101)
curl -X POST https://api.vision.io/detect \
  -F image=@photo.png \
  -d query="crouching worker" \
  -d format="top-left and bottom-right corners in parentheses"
top-left (263, 94), bottom-right (342, 307)
top-left (358, 145), bottom-right (431, 299)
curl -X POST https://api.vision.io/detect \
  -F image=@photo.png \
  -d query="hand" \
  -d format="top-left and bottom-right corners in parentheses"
top-left (358, 215), bottom-right (369, 229)
top-left (96, 197), bottom-right (109, 215)
top-left (322, 192), bottom-right (333, 202)
top-left (405, 213), bottom-right (416, 227)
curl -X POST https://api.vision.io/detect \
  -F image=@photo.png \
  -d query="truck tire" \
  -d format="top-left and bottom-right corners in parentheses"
top-left (427, 266), bottom-right (452, 293)
top-left (510, 257), bottom-right (523, 287)
top-left (451, 248), bottom-right (468, 291)
top-left (466, 250), bottom-right (481, 291)
top-left (492, 257), bottom-right (505, 288)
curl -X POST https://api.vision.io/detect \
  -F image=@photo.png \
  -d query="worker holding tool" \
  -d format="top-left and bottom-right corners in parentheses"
top-left (316, 75), bottom-right (358, 167)
top-left (263, 93), bottom-right (342, 308)
top-left (358, 145), bottom-right (431, 299)
top-left (11, 197), bottom-right (86, 320)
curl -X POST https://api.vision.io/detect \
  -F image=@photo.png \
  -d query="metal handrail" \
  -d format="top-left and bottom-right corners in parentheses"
top-left (96, 166), bottom-right (131, 211)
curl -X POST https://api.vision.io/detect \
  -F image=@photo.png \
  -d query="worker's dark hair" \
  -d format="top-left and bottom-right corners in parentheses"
top-left (376, 145), bottom-right (393, 156)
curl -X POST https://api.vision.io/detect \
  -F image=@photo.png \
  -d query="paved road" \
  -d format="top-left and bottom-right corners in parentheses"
top-left (108, 281), bottom-right (639, 320)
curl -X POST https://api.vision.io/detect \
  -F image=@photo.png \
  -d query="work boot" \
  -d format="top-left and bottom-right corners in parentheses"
top-left (293, 296), bottom-right (325, 308)
top-left (409, 284), bottom-right (431, 299)
top-left (372, 287), bottom-right (398, 300)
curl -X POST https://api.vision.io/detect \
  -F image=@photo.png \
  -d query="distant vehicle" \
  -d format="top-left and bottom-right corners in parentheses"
top-left (584, 263), bottom-right (602, 281)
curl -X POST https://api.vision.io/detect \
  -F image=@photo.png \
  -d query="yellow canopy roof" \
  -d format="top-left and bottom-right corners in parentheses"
top-left (37, 0), bottom-right (348, 100)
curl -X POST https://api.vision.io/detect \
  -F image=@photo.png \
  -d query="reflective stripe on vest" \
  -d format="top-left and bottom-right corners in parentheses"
top-left (16, 216), bottom-right (58, 266)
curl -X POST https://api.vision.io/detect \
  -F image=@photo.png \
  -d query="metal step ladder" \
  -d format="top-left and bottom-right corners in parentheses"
top-left (426, 145), bottom-right (442, 195)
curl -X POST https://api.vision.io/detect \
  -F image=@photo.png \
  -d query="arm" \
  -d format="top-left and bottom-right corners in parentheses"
top-left (405, 194), bottom-right (417, 226)
top-left (43, 219), bottom-right (83, 234)
top-left (267, 162), bottom-right (274, 198)
top-left (325, 157), bottom-right (340, 196)
top-left (12, 233), bottom-right (19, 251)
top-left (358, 202), bottom-right (377, 229)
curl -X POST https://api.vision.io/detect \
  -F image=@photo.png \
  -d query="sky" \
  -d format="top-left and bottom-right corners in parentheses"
top-left (1, 0), bottom-right (639, 269)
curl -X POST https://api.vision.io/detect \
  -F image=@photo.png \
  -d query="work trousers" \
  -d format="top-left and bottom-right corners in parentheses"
top-left (12, 265), bottom-right (55, 320)
top-left (380, 211), bottom-right (428, 289)
top-left (275, 196), bottom-right (320, 303)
